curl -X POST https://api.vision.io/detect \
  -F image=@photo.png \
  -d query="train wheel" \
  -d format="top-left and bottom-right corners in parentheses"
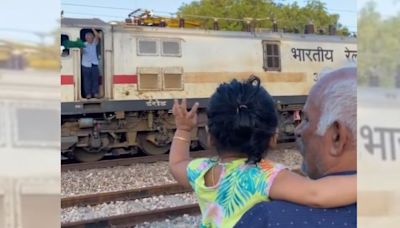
top-left (138, 133), bottom-right (170, 155)
top-left (74, 148), bottom-right (106, 162)
top-left (198, 127), bottom-right (209, 149)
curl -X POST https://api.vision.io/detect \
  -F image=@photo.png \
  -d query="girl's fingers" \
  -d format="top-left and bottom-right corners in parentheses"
top-left (172, 105), bottom-right (177, 116)
top-left (188, 102), bottom-right (199, 118)
top-left (181, 99), bottom-right (187, 112)
top-left (173, 99), bottom-right (183, 116)
top-left (172, 99), bottom-right (178, 115)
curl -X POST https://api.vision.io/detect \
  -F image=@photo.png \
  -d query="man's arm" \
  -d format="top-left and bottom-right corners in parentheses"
top-left (269, 170), bottom-right (356, 208)
top-left (92, 28), bottom-right (101, 44)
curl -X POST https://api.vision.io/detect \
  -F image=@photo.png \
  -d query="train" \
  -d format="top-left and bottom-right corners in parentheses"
top-left (0, 69), bottom-right (59, 228)
top-left (61, 17), bottom-right (357, 162)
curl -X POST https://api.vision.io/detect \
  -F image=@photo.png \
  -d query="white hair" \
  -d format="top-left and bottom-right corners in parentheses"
top-left (316, 68), bottom-right (357, 142)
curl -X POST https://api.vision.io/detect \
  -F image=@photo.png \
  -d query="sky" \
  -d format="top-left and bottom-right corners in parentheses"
top-left (61, 0), bottom-right (357, 31)
top-left (358, 0), bottom-right (400, 18)
top-left (0, 0), bottom-right (59, 44)
top-left (1, 0), bottom-right (399, 44)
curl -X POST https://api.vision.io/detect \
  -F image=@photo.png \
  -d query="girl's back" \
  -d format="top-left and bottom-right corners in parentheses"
top-left (188, 157), bottom-right (284, 227)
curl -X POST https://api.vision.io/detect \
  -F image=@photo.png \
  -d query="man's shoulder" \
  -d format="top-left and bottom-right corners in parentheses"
top-left (263, 200), bottom-right (356, 212)
top-left (235, 201), bottom-right (356, 228)
top-left (84, 41), bottom-right (97, 47)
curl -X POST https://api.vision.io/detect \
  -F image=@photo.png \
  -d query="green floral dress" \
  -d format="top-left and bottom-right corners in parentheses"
top-left (187, 157), bottom-right (285, 228)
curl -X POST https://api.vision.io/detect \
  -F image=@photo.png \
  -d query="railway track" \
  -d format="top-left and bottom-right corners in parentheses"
top-left (61, 150), bottom-right (215, 172)
top-left (62, 204), bottom-right (200, 228)
top-left (61, 183), bottom-right (198, 228)
top-left (61, 183), bottom-right (191, 208)
top-left (62, 142), bottom-right (296, 172)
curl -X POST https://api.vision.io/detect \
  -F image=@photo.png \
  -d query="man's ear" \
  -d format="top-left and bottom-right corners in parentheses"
top-left (329, 121), bottom-right (347, 157)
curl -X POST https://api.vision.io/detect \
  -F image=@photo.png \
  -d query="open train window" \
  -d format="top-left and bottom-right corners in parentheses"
top-left (263, 41), bottom-right (281, 71)
top-left (137, 38), bottom-right (159, 56)
top-left (61, 34), bottom-right (70, 57)
top-left (161, 39), bottom-right (181, 57)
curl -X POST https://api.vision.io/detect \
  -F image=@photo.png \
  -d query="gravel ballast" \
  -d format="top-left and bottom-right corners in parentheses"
top-left (134, 214), bottom-right (202, 228)
top-left (62, 161), bottom-right (175, 197)
top-left (61, 192), bottom-right (197, 224)
top-left (62, 148), bottom-right (302, 197)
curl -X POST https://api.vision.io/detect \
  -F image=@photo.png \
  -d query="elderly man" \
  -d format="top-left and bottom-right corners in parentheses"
top-left (235, 67), bottom-right (357, 228)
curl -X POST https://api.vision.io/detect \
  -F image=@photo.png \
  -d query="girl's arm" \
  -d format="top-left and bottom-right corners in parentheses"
top-left (269, 169), bottom-right (356, 208)
top-left (168, 99), bottom-right (199, 188)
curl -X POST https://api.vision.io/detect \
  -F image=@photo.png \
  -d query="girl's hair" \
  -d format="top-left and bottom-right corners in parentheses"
top-left (207, 75), bottom-right (278, 164)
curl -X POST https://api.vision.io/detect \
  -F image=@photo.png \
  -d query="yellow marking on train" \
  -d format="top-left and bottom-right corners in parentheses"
top-left (184, 72), bottom-right (306, 83)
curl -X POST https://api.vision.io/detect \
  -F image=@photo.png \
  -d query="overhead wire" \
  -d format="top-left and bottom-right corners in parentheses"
top-left (62, 2), bottom-right (357, 14)
top-left (61, 2), bottom-right (356, 31)
top-left (62, 3), bottom-right (131, 11)
top-left (63, 11), bottom-right (125, 19)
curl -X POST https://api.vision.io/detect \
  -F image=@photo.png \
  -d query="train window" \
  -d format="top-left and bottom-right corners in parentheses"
top-left (11, 103), bottom-right (59, 147)
top-left (161, 40), bottom-right (181, 57)
top-left (61, 34), bottom-right (70, 57)
top-left (137, 38), bottom-right (159, 56)
top-left (263, 41), bottom-right (281, 71)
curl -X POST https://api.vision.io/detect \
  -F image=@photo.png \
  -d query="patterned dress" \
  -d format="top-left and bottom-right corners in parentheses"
top-left (187, 157), bottom-right (285, 228)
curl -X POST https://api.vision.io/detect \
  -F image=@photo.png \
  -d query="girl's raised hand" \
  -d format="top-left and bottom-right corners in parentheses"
top-left (173, 99), bottom-right (199, 132)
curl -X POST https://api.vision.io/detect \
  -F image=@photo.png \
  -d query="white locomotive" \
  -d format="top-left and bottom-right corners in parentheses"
top-left (61, 17), bottom-right (357, 161)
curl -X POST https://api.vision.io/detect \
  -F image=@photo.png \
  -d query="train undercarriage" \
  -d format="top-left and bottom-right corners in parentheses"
top-left (61, 98), bottom-right (304, 162)
top-left (61, 110), bottom-right (208, 162)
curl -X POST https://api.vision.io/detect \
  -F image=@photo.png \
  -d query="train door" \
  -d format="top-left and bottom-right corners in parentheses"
top-left (79, 28), bottom-right (105, 99)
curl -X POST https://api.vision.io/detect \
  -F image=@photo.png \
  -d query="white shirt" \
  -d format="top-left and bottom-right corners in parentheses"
top-left (81, 38), bottom-right (99, 67)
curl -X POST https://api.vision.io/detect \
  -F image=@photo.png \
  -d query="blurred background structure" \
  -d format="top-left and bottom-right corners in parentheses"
top-left (358, 1), bottom-right (400, 227)
top-left (358, 0), bottom-right (400, 87)
top-left (0, 0), bottom-right (60, 227)
top-left (0, 29), bottom-right (59, 71)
